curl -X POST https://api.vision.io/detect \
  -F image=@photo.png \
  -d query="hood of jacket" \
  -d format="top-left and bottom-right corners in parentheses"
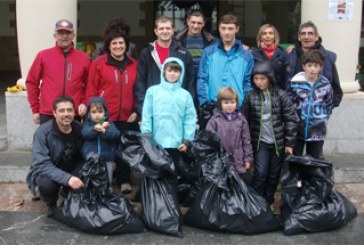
top-left (86, 97), bottom-right (109, 122)
top-left (251, 60), bottom-right (277, 90)
top-left (160, 57), bottom-right (185, 90)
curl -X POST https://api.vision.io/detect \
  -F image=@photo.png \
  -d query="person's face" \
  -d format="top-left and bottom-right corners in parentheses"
top-left (187, 16), bottom-right (205, 36)
top-left (109, 36), bottom-right (126, 60)
top-left (253, 74), bottom-right (270, 92)
top-left (219, 23), bottom-right (239, 44)
top-left (89, 106), bottom-right (105, 123)
top-left (298, 27), bottom-right (319, 50)
top-left (154, 21), bottom-right (174, 43)
top-left (302, 62), bottom-right (322, 81)
top-left (221, 99), bottom-right (237, 114)
top-left (164, 67), bottom-right (180, 83)
top-left (54, 30), bottom-right (75, 51)
top-left (53, 101), bottom-right (75, 128)
top-left (260, 27), bottom-right (275, 47)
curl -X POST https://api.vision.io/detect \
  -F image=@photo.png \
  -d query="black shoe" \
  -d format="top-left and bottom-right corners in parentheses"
top-left (47, 205), bottom-right (57, 218)
top-left (31, 187), bottom-right (40, 201)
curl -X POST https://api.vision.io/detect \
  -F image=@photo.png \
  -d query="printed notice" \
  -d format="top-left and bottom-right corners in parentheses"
top-left (328, 0), bottom-right (354, 20)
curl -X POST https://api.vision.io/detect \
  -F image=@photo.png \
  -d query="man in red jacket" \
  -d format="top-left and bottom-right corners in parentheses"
top-left (26, 19), bottom-right (90, 124)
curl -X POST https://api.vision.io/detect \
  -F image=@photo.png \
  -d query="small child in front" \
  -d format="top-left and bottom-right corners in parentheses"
top-left (289, 49), bottom-right (333, 159)
top-left (81, 97), bottom-right (120, 187)
top-left (206, 87), bottom-right (253, 176)
top-left (243, 61), bottom-right (297, 207)
top-left (141, 57), bottom-right (196, 166)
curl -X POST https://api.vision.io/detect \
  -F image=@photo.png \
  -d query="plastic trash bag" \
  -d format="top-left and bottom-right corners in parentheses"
top-left (184, 130), bottom-right (281, 234)
top-left (54, 155), bottom-right (145, 234)
top-left (197, 102), bottom-right (216, 130)
top-left (119, 131), bottom-right (183, 237)
top-left (281, 154), bottom-right (357, 235)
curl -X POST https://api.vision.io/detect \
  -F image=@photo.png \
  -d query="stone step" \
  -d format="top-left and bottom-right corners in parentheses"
top-left (0, 151), bottom-right (363, 184)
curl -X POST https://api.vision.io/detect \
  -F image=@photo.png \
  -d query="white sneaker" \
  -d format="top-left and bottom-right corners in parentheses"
top-left (120, 183), bottom-right (132, 194)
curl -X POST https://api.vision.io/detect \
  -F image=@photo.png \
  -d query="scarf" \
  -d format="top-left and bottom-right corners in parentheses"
top-left (259, 42), bottom-right (277, 61)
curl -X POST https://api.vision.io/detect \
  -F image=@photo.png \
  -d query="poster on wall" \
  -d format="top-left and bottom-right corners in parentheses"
top-left (328, 0), bottom-right (354, 20)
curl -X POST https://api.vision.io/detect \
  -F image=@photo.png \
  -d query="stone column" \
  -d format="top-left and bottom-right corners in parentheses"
top-left (16, 0), bottom-right (77, 85)
top-left (301, 0), bottom-right (362, 93)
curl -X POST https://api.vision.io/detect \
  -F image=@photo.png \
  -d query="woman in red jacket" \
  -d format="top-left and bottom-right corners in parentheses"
top-left (86, 29), bottom-right (138, 194)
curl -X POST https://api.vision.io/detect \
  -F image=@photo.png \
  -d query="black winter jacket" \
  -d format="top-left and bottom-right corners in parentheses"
top-left (26, 120), bottom-right (83, 195)
top-left (243, 61), bottom-right (298, 154)
top-left (134, 38), bottom-right (195, 115)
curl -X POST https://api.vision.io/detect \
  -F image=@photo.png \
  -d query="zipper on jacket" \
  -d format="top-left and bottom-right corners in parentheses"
top-left (257, 92), bottom-right (264, 152)
top-left (63, 53), bottom-right (68, 95)
top-left (114, 68), bottom-right (119, 84)
top-left (125, 70), bottom-right (128, 84)
top-left (117, 69), bottom-right (123, 120)
top-left (305, 82), bottom-right (317, 141)
top-left (268, 90), bottom-right (279, 156)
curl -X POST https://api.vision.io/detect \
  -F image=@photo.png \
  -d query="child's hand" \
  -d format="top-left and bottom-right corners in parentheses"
top-left (101, 121), bottom-right (110, 128)
top-left (178, 143), bottom-right (188, 152)
top-left (285, 147), bottom-right (293, 154)
top-left (94, 124), bottom-right (106, 133)
top-left (243, 161), bottom-right (251, 170)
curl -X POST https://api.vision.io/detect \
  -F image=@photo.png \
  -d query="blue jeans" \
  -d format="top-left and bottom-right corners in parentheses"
top-left (251, 142), bottom-right (283, 204)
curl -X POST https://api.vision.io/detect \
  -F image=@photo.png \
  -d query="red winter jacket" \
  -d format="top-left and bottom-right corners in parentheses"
top-left (26, 43), bottom-right (90, 116)
top-left (86, 54), bottom-right (137, 122)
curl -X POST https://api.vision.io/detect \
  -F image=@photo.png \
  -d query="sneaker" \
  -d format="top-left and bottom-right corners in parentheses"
top-left (120, 183), bottom-right (132, 195)
top-left (31, 187), bottom-right (40, 201)
top-left (47, 205), bottom-right (57, 218)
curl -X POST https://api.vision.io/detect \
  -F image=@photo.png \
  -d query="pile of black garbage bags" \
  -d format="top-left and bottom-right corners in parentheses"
top-left (54, 130), bottom-right (357, 237)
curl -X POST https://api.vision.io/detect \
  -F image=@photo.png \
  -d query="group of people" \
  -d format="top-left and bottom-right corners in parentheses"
top-left (25, 10), bottom-right (341, 218)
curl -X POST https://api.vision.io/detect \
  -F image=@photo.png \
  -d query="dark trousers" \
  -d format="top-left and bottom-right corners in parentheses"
top-left (36, 161), bottom-right (84, 207)
top-left (114, 121), bottom-right (140, 185)
top-left (251, 142), bottom-right (283, 204)
top-left (40, 114), bottom-right (81, 125)
top-left (293, 139), bottom-right (324, 159)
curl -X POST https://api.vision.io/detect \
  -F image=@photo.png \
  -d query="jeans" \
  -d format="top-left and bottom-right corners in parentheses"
top-left (294, 139), bottom-right (324, 159)
top-left (251, 142), bottom-right (283, 204)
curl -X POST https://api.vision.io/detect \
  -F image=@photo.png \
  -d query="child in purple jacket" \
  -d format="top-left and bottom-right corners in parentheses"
top-left (206, 87), bottom-right (253, 176)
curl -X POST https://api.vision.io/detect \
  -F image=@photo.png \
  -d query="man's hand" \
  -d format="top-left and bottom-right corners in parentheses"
top-left (285, 147), bottom-right (293, 154)
top-left (67, 176), bottom-right (84, 190)
top-left (78, 103), bottom-right (87, 117)
top-left (127, 112), bottom-right (138, 123)
top-left (33, 113), bottom-right (40, 124)
top-left (243, 161), bottom-right (251, 170)
top-left (178, 143), bottom-right (188, 152)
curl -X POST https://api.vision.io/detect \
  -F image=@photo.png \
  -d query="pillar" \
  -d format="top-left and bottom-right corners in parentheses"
top-left (301, 0), bottom-right (362, 93)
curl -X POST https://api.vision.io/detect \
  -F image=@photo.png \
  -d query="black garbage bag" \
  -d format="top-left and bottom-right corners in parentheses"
top-left (119, 131), bottom-right (183, 237)
top-left (198, 102), bottom-right (216, 130)
top-left (184, 131), bottom-right (281, 234)
top-left (54, 155), bottom-right (145, 234)
top-left (281, 154), bottom-right (357, 235)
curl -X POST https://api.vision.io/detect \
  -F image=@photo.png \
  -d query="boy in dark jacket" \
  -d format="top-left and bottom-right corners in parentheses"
top-left (289, 49), bottom-right (333, 159)
top-left (81, 97), bottom-right (120, 187)
top-left (243, 61), bottom-right (298, 208)
top-left (206, 87), bottom-right (253, 176)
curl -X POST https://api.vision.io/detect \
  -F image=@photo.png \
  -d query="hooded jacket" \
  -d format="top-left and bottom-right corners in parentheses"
top-left (289, 72), bottom-right (333, 142)
top-left (197, 38), bottom-right (254, 107)
top-left (206, 110), bottom-right (253, 174)
top-left (81, 97), bottom-right (120, 161)
top-left (26, 43), bottom-right (90, 116)
top-left (134, 38), bottom-right (196, 115)
top-left (282, 41), bottom-right (342, 107)
top-left (243, 61), bottom-right (298, 154)
top-left (86, 53), bottom-right (137, 122)
top-left (141, 57), bottom-right (196, 148)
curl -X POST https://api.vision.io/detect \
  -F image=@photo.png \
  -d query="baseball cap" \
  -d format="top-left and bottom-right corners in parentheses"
top-left (55, 19), bottom-right (74, 32)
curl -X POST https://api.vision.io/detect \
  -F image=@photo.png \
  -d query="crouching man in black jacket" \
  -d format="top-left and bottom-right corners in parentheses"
top-left (26, 96), bottom-right (84, 217)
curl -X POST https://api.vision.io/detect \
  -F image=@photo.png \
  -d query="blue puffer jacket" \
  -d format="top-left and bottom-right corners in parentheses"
top-left (141, 57), bottom-right (196, 148)
top-left (81, 97), bottom-right (120, 161)
top-left (197, 38), bottom-right (254, 107)
top-left (289, 72), bottom-right (333, 141)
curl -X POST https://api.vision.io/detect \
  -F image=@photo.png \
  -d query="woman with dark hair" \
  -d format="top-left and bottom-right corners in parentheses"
top-left (86, 29), bottom-right (138, 194)
top-left (251, 24), bottom-right (285, 89)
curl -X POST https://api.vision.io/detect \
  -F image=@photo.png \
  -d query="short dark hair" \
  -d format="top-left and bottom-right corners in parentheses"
top-left (187, 10), bottom-right (205, 21)
top-left (218, 14), bottom-right (239, 26)
top-left (103, 18), bottom-right (131, 40)
top-left (299, 21), bottom-right (319, 35)
top-left (104, 30), bottom-right (130, 54)
top-left (217, 87), bottom-right (239, 108)
top-left (53, 96), bottom-right (74, 111)
top-left (155, 16), bottom-right (173, 28)
top-left (301, 49), bottom-right (325, 66)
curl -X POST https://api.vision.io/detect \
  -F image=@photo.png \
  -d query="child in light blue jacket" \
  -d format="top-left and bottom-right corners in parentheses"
top-left (141, 57), bottom-right (196, 164)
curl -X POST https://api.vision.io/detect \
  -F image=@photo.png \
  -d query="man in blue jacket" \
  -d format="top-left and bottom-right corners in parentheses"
top-left (197, 14), bottom-right (253, 108)
top-left (26, 96), bottom-right (84, 217)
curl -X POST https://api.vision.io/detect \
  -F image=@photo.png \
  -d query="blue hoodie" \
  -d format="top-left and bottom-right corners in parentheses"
top-left (81, 97), bottom-right (120, 161)
top-left (141, 57), bottom-right (196, 148)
